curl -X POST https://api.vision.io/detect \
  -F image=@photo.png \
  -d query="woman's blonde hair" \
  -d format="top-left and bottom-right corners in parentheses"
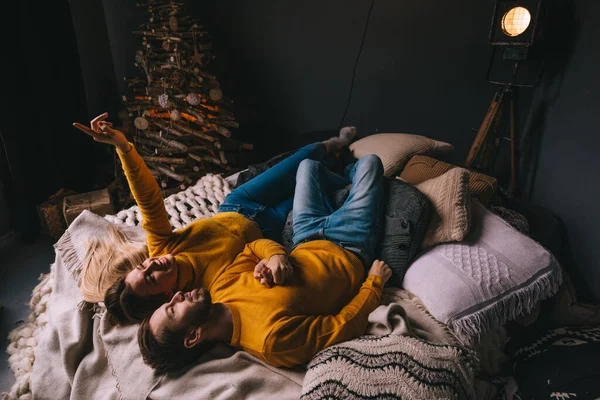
top-left (80, 224), bottom-right (148, 303)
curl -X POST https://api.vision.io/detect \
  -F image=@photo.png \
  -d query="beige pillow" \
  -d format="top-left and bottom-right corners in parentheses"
top-left (400, 155), bottom-right (498, 206)
top-left (414, 168), bottom-right (471, 248)
top-left (349, 133), bottom-right (454, 177)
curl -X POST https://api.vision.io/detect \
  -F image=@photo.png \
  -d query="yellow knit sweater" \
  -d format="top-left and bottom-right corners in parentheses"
top-left (117, 145), bottom-right (262, 292)
top-left (211, 239), bottom-right (384, 368)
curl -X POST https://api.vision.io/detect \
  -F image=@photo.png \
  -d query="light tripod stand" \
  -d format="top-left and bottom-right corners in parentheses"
top-left (464, 84), bottom-right (519, 195)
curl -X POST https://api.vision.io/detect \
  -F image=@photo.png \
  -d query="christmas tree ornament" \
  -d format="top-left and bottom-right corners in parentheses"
top-left (158, 93), bottom-right (170, 108)
top-left (186, 92), bottom-right (201, 105)
top-left (209, 88), bottom-right (223, 101)
top-left (134, 117), bottom-right (150, 130)
top-left (170, 109), bottom-right (181, 121)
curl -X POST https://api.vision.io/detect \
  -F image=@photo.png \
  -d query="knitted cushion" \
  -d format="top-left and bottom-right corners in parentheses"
top-left (414, 168), bottom-right (471, 248)
top-left (400, 155), bottom-right (498, 206)
top-left (377, 178), bottom-right (431, 288)
top-left (403, 200), bottom-right (563, 345)
top-left (349, 133), bottom-right (454, 177)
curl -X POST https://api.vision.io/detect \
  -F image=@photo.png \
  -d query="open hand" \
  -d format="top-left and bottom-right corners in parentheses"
top-left (368, 259), bottom-right (392, 284)
top-left (73, 112), bottom-right (130, 151)
top-left (253, 254), bottom-right (293, 288)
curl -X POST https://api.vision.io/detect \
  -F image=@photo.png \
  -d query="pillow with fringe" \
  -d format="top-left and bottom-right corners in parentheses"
top-left (402, 200), bottom-right (563, 346)
top-left (414, 168), bottom-right (471, 248)
top-left (349, 133), bottom-right (454, 177)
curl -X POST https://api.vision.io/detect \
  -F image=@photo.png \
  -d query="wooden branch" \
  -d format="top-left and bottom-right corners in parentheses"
top-left (184, 107), bottom-right (205, 124)
top-left (218, 150), bottom-right (228, 165)
top-left (143, 156), bottom-right (187, 165)
top-left (188, 153), bottom-right (223, 166)
top-left (146, 110), bottom-right (172, 119)
top-left (143, 131), bottom-right (189, 151)
top-left (135, 137), bottom-right (162, 148)
top-left (154, 164), bottom-right (193, 184)
top-left (171, 122), bottom-right (215, 142)
top-left (206, 123), bottom-right (231, 138)
top-left (151, 120), bottom-right (185, 137)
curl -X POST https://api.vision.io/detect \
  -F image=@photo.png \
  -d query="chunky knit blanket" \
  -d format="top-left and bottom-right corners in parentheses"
top-left (2, 174), bottom-right (234, 400)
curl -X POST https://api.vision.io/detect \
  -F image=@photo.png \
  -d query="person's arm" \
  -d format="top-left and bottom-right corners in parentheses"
top-left (248, 240), bottom-right (292, 288)
top-left (73, 114), bottom-right (172, 253)
top-left (247, 239), bottom-right (287, 260)
top-left (263, 261), bottom-right (391, 368)
top-left (116, 143), bottom-right (172, 252)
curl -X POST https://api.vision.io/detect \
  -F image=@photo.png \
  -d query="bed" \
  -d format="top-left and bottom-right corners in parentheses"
top-left (4, 135), bottom-right (577, 400)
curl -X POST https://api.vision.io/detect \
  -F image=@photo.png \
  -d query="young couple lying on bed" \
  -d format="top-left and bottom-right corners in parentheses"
top-left (73, 113), bottom-right (392, 373)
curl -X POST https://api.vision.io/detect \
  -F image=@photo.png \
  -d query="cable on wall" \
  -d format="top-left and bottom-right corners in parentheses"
top-left (338, 0), bottom-right (376, 129)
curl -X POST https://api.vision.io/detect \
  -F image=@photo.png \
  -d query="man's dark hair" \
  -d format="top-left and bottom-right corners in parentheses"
top-left (138, 317), bottom-right (213, 374)
top-left (104, 277), bottom-right (168, 324)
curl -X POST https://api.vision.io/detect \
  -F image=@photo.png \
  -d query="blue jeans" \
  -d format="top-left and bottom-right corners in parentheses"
top-left (218, 143), bottom-right (327, 242)
top-left (292, 155), bottom-right (385, 266)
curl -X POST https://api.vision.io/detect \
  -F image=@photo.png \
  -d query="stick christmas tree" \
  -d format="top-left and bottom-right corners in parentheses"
top-left (119, 0), bottom-right (252, 191)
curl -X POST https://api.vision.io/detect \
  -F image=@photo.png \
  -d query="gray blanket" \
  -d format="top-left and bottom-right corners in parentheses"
top-left (31, 211), bottom-right (304, 400)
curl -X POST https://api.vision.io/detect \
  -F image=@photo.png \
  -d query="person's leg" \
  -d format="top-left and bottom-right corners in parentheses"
top-left (222, 142), bottom-right (327, 210)
top-left (324, 155), bottom-right (385, 265)
top-left (217, 143), bottom-right (326, 241)
top-left (292, 159), bottom-right (349, 246)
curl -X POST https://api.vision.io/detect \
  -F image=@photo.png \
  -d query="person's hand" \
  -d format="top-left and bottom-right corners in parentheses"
top-left (253, 254), bottom-right (292, 288)
top-left (368, 259), bottom-right (392, 284)
top-left (73, 112), bottom-right (130, 152)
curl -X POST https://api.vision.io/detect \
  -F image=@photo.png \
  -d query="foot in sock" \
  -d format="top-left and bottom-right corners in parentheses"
top-left (324, 126), bottom-right (357, 152)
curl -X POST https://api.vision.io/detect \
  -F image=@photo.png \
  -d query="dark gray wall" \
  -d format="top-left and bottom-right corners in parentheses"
top-left (527, 0), bottom-right (600, 299)
top-left (0, 183), bottom-right (9, 237)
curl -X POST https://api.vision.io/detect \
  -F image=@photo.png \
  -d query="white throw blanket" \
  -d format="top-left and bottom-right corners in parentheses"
top-left (28, 210), bottom-right (305, 400)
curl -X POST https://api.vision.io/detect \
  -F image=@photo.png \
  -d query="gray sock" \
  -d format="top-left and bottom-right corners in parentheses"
top-left (324, 126), bottom-right (357, 152)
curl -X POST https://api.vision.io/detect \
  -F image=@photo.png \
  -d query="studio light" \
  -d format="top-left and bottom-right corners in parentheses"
top-left (464, 0), bottom-right (545, 196)
top-left (501, 6), bottom-right (531, 37)
top-left (489, 0), bottom-right (541, 48)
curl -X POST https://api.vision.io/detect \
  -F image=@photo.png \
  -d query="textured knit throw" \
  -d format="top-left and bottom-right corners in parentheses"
top-left (301, 290), bottom-right (478, 400)
top-left (301, 335), bottom-right (477, 400)
top-left (3, 174), bottom-right (230, 400)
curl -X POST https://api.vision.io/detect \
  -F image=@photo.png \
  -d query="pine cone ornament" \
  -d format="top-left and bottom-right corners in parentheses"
top-left (158, 93), bottom-right (170, 108)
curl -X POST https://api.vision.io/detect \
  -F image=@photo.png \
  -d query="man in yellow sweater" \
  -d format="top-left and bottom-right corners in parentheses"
top-left (74, 113), bottom-right (356, 323)
top-left (138, 155), bottom-right (391, 372)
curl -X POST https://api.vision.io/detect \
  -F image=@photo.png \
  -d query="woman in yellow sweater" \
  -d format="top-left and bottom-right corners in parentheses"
top-left (138, 154), bottom-right (391, 372)
top-left (73, 113), bottom-right (355, 323)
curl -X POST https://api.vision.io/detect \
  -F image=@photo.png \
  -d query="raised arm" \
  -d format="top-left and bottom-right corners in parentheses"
top-left (264, 260), bottom-right (392, 368)
top-left (73, 113), bottom-right (172, 253)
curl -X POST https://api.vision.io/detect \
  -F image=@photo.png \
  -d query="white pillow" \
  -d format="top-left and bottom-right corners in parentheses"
top-left (403, 200), bottom-right (562, 346)
top-left (350, 133), bottom-right (454, 176)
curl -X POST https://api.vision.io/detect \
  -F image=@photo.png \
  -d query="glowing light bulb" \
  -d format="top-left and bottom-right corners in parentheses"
top-left (502, 6), bottom-right (531, 37)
